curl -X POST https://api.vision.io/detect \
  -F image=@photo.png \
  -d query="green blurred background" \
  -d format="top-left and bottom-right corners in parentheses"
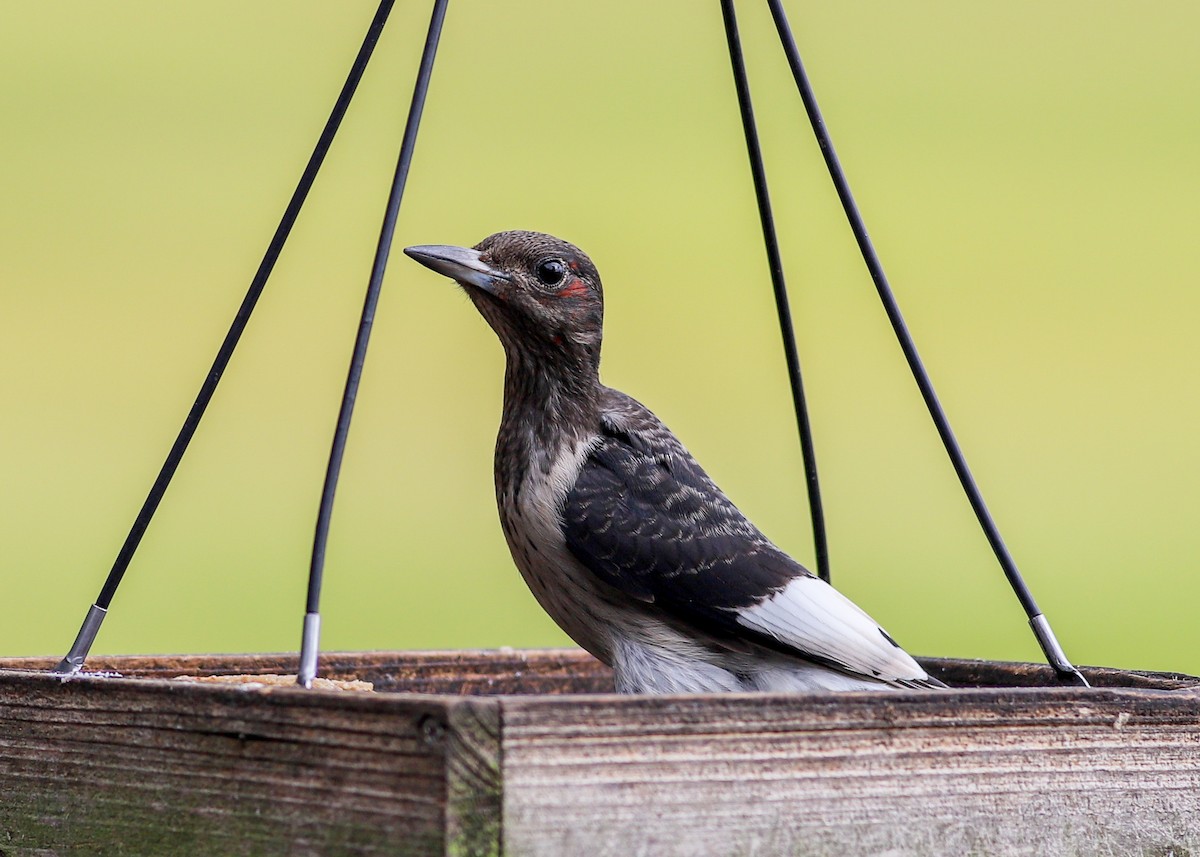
top-left (2, 2), bottom-right (1198, 675)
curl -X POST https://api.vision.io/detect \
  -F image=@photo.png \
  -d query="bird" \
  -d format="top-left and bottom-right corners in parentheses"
top-left (404, 231), bottom-right (946, 694)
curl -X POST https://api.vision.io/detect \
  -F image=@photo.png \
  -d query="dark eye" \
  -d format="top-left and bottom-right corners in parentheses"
top-left (535, 259), bottom-right (566, 287)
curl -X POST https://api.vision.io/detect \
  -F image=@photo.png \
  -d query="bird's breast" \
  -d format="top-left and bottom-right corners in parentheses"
top-left (494, 429), bottom-right (615, 661)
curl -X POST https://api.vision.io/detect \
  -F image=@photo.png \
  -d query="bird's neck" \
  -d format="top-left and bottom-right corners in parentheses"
top-left (496, 346), bottom-right (602, 480)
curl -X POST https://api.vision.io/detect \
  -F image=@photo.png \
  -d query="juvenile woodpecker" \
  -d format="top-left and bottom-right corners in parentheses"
top-left (405, 231), bottom-right (945, 693)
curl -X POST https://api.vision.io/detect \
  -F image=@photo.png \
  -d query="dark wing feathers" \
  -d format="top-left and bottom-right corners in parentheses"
top-left (561, 390), bottom-right (940, 687)
top-left (563, 394), bottom-right (803, 635)
top-left (564, 412), bottom-right (796, 617)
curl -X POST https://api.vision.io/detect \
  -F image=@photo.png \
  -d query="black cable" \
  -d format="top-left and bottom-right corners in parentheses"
top-left (765, 0), bottom-right (1088, 686)
top-left (54, 0), bottom-right (397, 676)
top-left (298, 0), bottom-right (450, 686)
top-left (719, 0), bottom-right (830, 583)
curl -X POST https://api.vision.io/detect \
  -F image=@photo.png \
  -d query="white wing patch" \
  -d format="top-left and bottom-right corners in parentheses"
top-left (735, 576), bottom-right (929, 684)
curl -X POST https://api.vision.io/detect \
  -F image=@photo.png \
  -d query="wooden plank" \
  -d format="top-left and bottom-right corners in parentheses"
top-left (2, 652), bottom-right (1199, 855)
top-left (498, 687), bottom-right (1200, 857)
top-left (923, 656), bottom-right (1200, 690)
top-left (0, 649), bottom-right (615, 695)
top-left (0, 668), bottom-right (493, 856)
top-left (3, 649), bottom-right (1196, 694)
top-left (444, 700), bottom-right (502, 857)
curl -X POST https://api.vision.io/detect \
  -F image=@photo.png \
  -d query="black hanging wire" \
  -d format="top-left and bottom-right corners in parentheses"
top-left (296, 0), bottom-right (450, 688)
top-left (720, 0), bottom-right (830, 583)
top-left (763, 0), bottom-right (1088, 686)
top-left (52, 0), bottom-right (398, 677)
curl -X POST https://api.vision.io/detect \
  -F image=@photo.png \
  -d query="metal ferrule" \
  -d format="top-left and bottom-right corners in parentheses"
top-left (53, 603), bottom-right (109, 677)
top-left (297, 612), bottom-right (321, 688)
top-left (1030, 613), bottom-right (1090, 687)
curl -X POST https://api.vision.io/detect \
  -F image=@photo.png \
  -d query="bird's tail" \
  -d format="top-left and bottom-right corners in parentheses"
top-left (896, 675), bottom-right (950, 690)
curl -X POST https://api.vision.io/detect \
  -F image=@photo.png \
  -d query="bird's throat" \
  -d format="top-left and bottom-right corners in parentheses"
top-left (496, 349), bottom-right (601, 483)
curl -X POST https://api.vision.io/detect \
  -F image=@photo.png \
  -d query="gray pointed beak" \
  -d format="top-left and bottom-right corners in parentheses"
top-left (403, 244), bottom-right (510, 295)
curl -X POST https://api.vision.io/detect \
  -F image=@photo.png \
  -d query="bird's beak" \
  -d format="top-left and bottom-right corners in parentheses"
top-left (403, 244), bottom-right (510, 296)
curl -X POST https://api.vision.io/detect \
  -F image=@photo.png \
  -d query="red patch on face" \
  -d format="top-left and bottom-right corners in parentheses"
top-left (556, 278), bottom-right (588, 299)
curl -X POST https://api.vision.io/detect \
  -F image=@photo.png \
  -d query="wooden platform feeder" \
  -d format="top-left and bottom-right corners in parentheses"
top-left (2, 650), bottom-right (1199, 856)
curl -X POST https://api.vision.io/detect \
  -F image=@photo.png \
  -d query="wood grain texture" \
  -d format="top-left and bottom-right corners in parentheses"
top-left (0, 649), bottom-right (615, 695)
top-left (441, 700), bottom-right (502, 857)
top-left (0, 668), bottom-right (485, 856)
top-left (3, 649), bottom-right (1196, 694)
top-left (2, 651), bottom-right (1199, 856)
top-left (500, 687), bottom-right (1200, 857)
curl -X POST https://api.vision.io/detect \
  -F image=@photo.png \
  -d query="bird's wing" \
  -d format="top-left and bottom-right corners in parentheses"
top-left (561, 394), bottom-right (935, 687)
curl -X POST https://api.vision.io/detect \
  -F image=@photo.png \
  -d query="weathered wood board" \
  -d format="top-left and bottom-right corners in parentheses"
top-left (1, 650), bottom-right (1198, 856)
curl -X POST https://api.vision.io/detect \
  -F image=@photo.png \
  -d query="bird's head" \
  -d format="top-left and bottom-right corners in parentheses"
top-left (405, 231), bottom-right (604, 377)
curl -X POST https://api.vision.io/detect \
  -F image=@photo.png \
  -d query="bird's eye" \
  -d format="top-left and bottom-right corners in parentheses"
top-left (535, 259), bottom-right (566, 287)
